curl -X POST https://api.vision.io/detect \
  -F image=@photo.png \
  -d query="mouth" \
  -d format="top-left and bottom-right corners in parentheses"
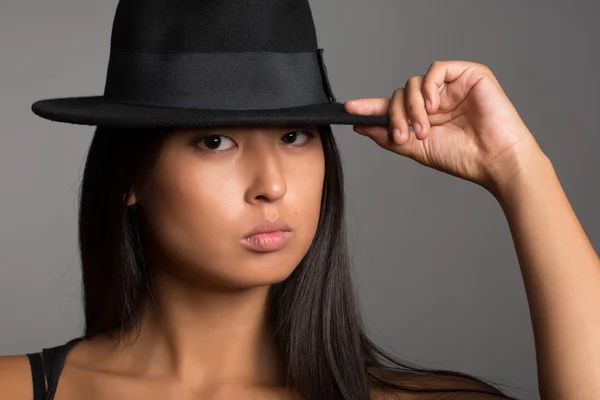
top-left (243, 231), bottom-right (292, 252)
top-left (242, 220), bottom-right (293, 252)
top-left (243, 219), bottom-right (292, 237)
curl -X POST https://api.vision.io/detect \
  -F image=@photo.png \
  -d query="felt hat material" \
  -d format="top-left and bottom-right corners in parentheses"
top-left (31, 0), bottom-right (390, 128)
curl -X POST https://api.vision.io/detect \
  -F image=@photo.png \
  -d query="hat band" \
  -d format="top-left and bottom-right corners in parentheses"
top-left (103, 48), bottom-right (337, 110)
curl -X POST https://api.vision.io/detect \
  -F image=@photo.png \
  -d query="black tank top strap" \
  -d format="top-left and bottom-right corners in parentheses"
top-left (26, 337), bottom-right (85, 400)
top-left (25, 352), bottom-right (46, 400)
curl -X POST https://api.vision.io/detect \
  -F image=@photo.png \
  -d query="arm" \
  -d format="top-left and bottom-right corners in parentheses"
top-left (0, 355), bottom-right (35, 399)
top-left (491, 150), bottom-right (600, 400)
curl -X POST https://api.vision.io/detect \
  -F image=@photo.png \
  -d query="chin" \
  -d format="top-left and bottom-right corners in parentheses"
top-left (170, 235), bottom-right (313, 290)
top-left (214, 244), bottom-right (306, 289)
top-left (236, 253), bottom-right (302, 285)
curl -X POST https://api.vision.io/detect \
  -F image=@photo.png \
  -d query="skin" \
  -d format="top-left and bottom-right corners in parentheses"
top-left (1, 60), bottom-right (599, 400)
top-left (132, 124), bottom-right (325, 291)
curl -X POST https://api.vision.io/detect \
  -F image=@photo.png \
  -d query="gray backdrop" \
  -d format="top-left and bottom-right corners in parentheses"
top-left (2, 1), bottom-right (599, 399)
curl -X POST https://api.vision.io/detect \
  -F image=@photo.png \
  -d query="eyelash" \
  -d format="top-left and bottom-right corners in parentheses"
top-left (195, 130), bottom-right (317, 152)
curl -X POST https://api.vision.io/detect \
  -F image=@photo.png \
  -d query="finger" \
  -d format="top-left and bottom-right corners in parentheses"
top-left (404, 75), bottom-right (429, 140)
top-left (354, 121), bottom-right (425, 162)
top-left (344, 97), bottom-right (391, 116)
top-left (353, 125), bottom-right (393, 148)
top-left (422, 60), bottom-right (494, 113)
top-left (388, 88), bottom-right (411, 145)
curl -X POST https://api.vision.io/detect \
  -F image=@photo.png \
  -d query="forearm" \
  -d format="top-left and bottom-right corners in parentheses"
top-left (493, 152), bottom-right (600, 400)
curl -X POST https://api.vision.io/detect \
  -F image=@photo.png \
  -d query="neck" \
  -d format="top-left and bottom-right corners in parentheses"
top-left (113, 266), bottom-right (284, 390)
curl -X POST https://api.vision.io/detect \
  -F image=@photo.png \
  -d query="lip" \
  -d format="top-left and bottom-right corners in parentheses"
top-left (243, 231), bottom-right (292, 252)
top-left (243, 220), bottom-right (292, 238)
top-left (242, 220), bottom-right (293, 252)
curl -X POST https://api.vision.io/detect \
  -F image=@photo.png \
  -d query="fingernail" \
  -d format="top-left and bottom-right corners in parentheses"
top-left (413, 122), bottom-right (422, 134)
top-left (392, 128), bottom-right (401, 143)
top-left (425, 99), bottom-right (432, 110)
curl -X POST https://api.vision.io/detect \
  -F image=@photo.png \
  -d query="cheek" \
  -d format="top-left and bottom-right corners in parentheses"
top-left (142, 161), bottom-right (243, 267)
top-left (287, 154), bottom-right (325, 238)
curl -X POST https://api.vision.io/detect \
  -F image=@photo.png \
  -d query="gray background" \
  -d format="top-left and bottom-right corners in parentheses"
top-left (1, 1), bottom-right (599, 399)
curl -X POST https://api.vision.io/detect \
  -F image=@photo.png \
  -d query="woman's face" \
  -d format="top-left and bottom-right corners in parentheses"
top-left (133, 125), bottom-right (325, 289)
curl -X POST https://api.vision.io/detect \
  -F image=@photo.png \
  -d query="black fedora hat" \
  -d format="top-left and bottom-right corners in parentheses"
top-left (31, 0), bottom-right (390, 128)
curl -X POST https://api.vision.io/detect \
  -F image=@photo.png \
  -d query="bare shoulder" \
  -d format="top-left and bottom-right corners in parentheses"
top-left (0, 354), bottom-right (34, 400)
top-left (368, 367), bottom-right (512, 400)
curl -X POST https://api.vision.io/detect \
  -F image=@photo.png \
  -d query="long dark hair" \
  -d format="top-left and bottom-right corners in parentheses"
top-left (78, 125), bottom-right (519, 400)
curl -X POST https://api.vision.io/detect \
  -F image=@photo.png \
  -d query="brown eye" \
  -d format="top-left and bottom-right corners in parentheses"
top-left (197, 135), bottom-right (235, 151)
top-left (281, 130), bottom-right (313, 145)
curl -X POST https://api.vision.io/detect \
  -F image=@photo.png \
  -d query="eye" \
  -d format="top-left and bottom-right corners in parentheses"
top-left (281, 130), bottom-right (315, 146)
top-left (195, 131), bottom-right (315, 151)
top-left (197, 134), bottom-right (235, 151)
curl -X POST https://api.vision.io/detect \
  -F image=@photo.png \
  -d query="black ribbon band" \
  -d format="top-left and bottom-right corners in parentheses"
top-left (103, 48), bottom-right (337, 110)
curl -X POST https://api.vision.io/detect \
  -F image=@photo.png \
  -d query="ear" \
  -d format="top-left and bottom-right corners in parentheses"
top-left (127, 192), bottom-right (137, 206)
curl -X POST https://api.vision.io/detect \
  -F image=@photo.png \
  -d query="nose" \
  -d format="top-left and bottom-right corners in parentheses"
top-left (244, 145), bottom-right (287, 204)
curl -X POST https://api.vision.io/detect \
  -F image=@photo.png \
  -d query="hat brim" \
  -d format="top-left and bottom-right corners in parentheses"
top-left (31, 96), bottom-right (390, 128)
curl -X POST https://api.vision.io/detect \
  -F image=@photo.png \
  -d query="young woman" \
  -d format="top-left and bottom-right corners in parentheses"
top-left (2, 1), bottom-right (599, 399)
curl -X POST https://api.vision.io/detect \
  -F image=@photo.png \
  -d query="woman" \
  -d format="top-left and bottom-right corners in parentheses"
top-left (2, 0), bottom-right (599, 399)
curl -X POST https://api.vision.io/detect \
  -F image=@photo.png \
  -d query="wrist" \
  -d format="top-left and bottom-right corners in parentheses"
top-left (485, 142), bottom-right (554, 203)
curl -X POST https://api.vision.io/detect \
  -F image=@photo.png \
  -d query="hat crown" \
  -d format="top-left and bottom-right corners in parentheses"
top-left (111, 0), bottom-right (319, 53)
